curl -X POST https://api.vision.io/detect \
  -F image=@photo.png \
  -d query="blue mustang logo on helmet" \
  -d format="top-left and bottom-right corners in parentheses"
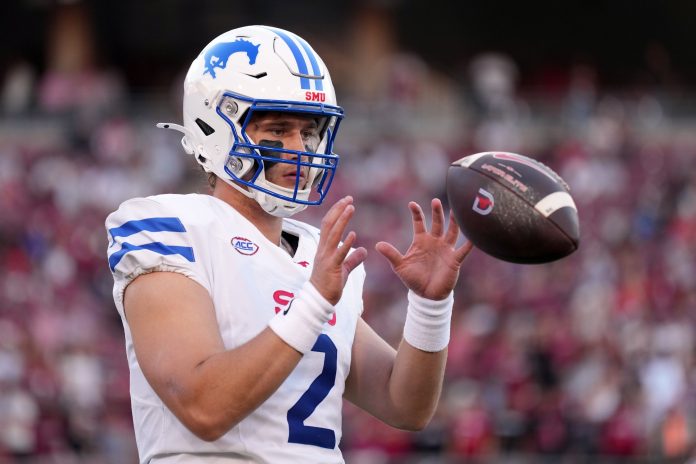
top-left (204, 39), bottom-right (260, 78)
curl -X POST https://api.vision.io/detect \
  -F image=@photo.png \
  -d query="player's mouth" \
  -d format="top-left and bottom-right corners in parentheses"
top-left (283, 165), bottom-right (307, 179)
top-left (279, 168), bottom-right (308, 188)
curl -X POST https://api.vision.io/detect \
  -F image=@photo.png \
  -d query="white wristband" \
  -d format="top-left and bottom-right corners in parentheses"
top-left (269, 281), bottom-right (334, 354)
top-left (403, 290), bottom-right (454, 352)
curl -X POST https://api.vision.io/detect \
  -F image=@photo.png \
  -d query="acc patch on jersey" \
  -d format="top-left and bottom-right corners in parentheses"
top-left (231, 236), bottom-right (260, 255)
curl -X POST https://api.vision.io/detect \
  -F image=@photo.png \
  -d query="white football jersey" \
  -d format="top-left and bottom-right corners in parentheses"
top-left (106, 193), bottom-right (365, 464)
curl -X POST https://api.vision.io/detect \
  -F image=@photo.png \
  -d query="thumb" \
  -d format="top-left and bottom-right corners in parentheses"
top-left (375, 241), bottom-right (403, 269)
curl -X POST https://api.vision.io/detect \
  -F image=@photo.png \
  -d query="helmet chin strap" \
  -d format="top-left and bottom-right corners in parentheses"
top-left (255, 190), bottom-right (308, 217)
top-left (220, 175), bottom-right (255, 199)
top-left (218, 167), bottom-right (307, 218)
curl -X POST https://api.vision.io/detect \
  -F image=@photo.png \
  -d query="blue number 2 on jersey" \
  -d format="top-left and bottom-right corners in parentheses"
top-left (287, 334), bottom-right (337, 449)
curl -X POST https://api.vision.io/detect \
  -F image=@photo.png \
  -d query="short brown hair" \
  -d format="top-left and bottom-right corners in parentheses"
top-left (207, 171), bottom-right (217, 188)
top-left (197, 164), bottom-right (217, 189)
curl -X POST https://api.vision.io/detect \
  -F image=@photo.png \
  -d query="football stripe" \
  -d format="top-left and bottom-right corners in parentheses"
top-left (451, 152), bottom-right (489, 168)
top-left (534, 192), bottom-right (577, 217)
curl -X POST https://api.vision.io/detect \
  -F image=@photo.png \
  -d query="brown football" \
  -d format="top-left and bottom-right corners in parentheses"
top-left (446, 152), bottom-right (580, 264)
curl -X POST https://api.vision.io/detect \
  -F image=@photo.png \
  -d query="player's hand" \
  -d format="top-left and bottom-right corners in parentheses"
top-left (310, 196), bottom-right (368, 305)
top-left (376, 199), bottom-right (473, 300)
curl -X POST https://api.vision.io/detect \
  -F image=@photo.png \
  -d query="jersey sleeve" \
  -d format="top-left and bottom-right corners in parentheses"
top-left (105, 197), bottom-right (207, 309)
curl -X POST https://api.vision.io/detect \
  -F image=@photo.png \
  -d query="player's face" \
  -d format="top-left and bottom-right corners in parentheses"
top-left (246, 112), bottom-right (322, 190)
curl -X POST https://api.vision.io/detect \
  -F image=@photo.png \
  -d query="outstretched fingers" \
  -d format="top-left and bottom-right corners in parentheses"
top-left (454, 240), bottom-right (474, 264)
top-left (326, 204), bottom-right (356, 255)
top-left (319, 197), bottom-right (368, 270)
top-left (335, 230), bottom-right (358, 264)
top-left (430, 198), bottom-right (446, 237)
top-left (322, 196), bottom-right (352, 227)
top-left (409, 199), bottom-right (448, 237)
top-left (409, 201), bottom-right (427, 236)
top-left (375, 241), bottom-right (403, 269)
top-left (343, 244), bottom-right (368, 274)
top-left (445, 210), bottom-right (461, 245)
top-left (311, 197), bottom-right (367, 305)
top-left (319, 196), bottom-right (353, 248)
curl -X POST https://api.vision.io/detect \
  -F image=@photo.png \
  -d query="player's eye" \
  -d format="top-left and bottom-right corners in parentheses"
top-left (268, 128), bottom-right (285, 137)
top-left (302, 128), bottom-right (319, 140)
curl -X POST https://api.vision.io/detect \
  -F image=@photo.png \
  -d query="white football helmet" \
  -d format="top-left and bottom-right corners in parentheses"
top-left (158, 25), bottom-right (343, 217)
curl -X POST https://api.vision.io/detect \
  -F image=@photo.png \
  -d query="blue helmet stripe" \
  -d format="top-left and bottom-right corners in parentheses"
top-left (108, 217), bottom-right (186, 241)
top-left (265, 27), bottom-right (310, 90)
top-left (295, 36), bottom-right (323, 91)
top-left (109, 241), bottom-right (195, 272)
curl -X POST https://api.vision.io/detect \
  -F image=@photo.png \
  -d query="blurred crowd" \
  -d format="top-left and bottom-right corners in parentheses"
top-left (2, 6), bottom-right (696, 464)
top-left (335, 52), bottom-right (696, 464)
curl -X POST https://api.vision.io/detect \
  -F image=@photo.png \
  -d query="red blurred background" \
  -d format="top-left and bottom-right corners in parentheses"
top-left (1, 1), bottom-right (695, 463)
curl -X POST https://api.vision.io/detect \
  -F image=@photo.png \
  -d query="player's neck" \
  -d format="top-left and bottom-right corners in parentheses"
top-left (212, 181), bottom-right (283, 245)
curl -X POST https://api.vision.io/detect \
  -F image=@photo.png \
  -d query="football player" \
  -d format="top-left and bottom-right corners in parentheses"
top-left (106, 25), bottom-right (472, 463)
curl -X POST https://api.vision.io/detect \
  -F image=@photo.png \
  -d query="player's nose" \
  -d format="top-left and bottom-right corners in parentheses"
top-left (281, 130), bottom-right (305, 158)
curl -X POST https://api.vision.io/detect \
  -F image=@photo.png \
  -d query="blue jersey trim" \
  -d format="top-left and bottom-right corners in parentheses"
top-left (109, 241), bottom-right (195, 272)
top-left (109, 217), bottom-right (186, 242)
